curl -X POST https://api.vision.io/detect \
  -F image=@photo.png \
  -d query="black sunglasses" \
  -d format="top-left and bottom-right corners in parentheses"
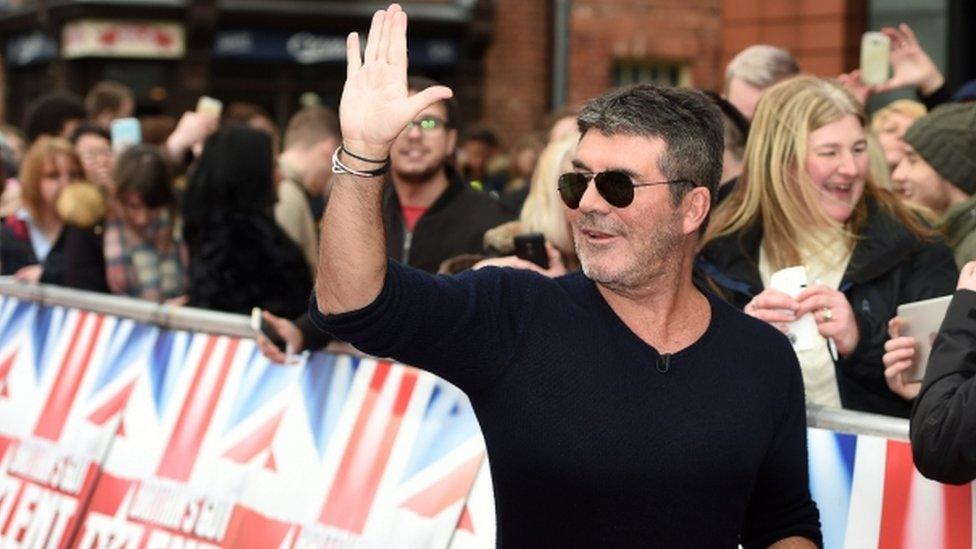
top-left (557, 171), bottom-right (691, 209)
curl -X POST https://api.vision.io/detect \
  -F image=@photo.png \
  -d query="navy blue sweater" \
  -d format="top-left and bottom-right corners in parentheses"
top-left (310, 261), bottom-right (822, 548)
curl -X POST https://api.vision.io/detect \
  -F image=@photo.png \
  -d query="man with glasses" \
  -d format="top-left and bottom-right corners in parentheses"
top-left (308, 5), bottom-right (821, 547)
top-left (255, 75), bottom-right (512, 361)
top-left (382, 75), bottom-right (511, 274)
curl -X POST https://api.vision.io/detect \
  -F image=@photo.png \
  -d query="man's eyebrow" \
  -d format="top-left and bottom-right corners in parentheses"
top-left (570, 159), bottom-right (640, 179)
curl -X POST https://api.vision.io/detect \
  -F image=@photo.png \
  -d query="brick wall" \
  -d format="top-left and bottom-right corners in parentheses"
top-left (480, 0), bottom-right (862, 147)
top-left (482, 0), bottom-right (552, 147)
top-left (568, 0), bottom-right (723, 105)
top-left (721, 0), bottom-right (867, 84)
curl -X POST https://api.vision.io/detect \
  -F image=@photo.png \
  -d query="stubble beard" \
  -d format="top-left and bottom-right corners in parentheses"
top-left (576, 209), bottom-right (685, 296)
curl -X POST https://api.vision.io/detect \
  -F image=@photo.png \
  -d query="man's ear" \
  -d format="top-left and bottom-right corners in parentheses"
top-left (446, 128), bottom-right (459, 156)
top-left (682, 186), bottom-right (711, 236)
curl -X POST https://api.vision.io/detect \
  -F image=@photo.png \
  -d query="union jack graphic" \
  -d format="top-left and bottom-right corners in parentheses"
top-left (809, 428), bottom-right (973, 549)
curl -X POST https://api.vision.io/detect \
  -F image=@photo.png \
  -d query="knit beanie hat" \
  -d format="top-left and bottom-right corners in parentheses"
top-left (903, 102), bottom-right (976, 195)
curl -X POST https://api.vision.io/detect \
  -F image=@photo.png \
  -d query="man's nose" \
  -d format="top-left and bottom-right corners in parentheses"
top-left (576, 180), bottom-right (611, 213)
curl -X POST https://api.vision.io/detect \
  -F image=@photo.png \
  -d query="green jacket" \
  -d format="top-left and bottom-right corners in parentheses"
top-left (940, 194), bottom-right (976, 268)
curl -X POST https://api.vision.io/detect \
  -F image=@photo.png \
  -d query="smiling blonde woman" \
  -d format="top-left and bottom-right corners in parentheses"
top-left (697, 75), bottom-right (957, 418)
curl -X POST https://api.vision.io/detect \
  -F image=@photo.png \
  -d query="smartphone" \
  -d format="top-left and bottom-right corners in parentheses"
top-left (860, 31), bottom-right (891, 86)
top-left (514, 233), bottom-right (549, 269)
top-left (250, 307), bottom-right (287, 351)
top-left (110, 117), bottom-right (141, 154)
top-left (196, 96), bottom-right (223, 118)
top-left (896, 295), bottom-right (952, 383)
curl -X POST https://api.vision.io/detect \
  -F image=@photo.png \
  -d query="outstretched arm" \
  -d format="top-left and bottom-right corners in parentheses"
top-left (315, 4), bottom-right (452, 315)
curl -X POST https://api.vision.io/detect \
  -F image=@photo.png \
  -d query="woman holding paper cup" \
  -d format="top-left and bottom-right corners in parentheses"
top-left (698, 75), bottom-right (957, 418)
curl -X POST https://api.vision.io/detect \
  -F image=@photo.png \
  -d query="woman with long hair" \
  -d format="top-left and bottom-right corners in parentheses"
top-left (698, 75), bottom-right (956, 418)
top-left (182, 124), bottom-right (311, 318)
top-left (1, 137), bottom-right (82, 283)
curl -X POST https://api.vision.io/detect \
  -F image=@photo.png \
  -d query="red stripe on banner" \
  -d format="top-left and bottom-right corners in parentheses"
top-left (156, 337), bottom-right (239, 482)
top-left (402, 453), bottom-right (484, 518)
top-left (457, 506), bottom-right (475, 534)
top-left (319, 364), bottom-right (418, 533)
top-left (0, 349), bottom-right (15, 399)
top-left (87, 379), bottom-right (137, 425)
top-left (943, 483), bottom-right (972, 549)
top-left (878, 440), bottom-right (914, 549)
top-left (34, 313), bottom-right (105, 441)
top-left (0, 349), bottom-right (17, 381)
top-left (222, 506), bottom-right (294, 549)
top-left (223, 408), bottom-right (285, 464)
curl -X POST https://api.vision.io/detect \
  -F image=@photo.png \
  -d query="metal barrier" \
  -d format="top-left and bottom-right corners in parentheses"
top-left (0, 277), bottom-right (911, 442)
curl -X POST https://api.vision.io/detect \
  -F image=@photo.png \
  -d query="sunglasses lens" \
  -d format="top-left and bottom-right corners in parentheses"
top-left (558, 173), bottom-right (588, 209)
top-left (594, 171), bottom-right (635, 207)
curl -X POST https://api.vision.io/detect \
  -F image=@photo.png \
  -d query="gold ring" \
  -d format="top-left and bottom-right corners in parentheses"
top-left (822, 307), bottom-right (833, 321)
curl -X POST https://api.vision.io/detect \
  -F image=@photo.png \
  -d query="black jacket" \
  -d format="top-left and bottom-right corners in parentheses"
top-left (298, 169), bottom-right (514, 350)
top-left (382, 168), bottom-right (514, 274)
top-left (697, 199), bottom-right (958, 417)
top-left (911, 289), bottom-right (976, 484)
top-left (0, 216), bottom-right (70, 285)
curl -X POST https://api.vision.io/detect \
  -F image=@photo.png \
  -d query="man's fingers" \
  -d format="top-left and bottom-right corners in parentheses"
top-left (363, 9), bottom-right (385, 63)
top-left (376, 4), bottom-right (398, 62)
top-left (387, 9), bottom-right (408, 65)
top-left (346, 32), bottom-right (362, 78)
top-left (405, 86), bottom-right (454, 119)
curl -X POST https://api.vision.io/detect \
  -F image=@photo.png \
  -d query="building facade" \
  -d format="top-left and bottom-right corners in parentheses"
top-left (0, 0), bottom-right (970, 148)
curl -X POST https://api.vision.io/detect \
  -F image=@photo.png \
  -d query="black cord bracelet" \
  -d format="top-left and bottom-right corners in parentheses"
top-left (340, 144), bottom-right (390, 165)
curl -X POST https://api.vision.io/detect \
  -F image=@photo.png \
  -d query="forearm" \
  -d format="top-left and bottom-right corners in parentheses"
top-left (315, 163), bottom-right (388, 315)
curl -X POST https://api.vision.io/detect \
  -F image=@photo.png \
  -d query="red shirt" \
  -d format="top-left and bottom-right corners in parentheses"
top-left (400, 205), bottom-right (428, 232)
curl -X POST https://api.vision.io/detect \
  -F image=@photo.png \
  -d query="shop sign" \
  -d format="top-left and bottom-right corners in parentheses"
top-left (6, 31), bottom-right (58, 66)
top-left (214, 28), bottom-right (459, 67)
top-left (62, 19), bottom-right (185, 59)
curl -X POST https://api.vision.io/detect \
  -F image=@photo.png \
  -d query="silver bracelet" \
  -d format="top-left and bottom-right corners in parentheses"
top-left (331, 145), bottom-right (391, 178)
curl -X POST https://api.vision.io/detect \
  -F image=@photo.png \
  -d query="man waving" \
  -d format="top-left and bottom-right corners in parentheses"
top-left (310, 5), bottom-right (821, 547)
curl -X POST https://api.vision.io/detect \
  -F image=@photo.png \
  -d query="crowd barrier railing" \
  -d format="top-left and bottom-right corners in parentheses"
top-left (0, 279), bottom-right (968, 549)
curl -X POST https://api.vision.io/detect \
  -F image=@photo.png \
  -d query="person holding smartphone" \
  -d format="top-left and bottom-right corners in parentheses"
top-left (911, 261), bottom-right (976, 484)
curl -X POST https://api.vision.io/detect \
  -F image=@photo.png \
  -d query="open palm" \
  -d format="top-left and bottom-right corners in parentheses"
top-left (339, 4), bottom-right (453, 158)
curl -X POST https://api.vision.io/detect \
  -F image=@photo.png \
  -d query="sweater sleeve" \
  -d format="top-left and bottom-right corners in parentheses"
top-left (308, 260), bottom-right (531, 394)
top-left (741, 349), bottom-right (823, 549)
top-left (910, 289), bottom-right (976, 484)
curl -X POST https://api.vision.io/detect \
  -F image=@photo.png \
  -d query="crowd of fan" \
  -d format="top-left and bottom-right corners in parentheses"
top-left (1, 23), bottom-right (974, 422)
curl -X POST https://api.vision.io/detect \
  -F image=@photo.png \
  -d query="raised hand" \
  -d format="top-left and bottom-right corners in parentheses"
top-left (874, 23), bottom-right (944, 95)
top-left (339, 4), bottom-right (453, 160)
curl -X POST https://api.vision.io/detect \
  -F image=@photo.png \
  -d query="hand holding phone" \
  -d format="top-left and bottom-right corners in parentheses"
top-left (860, 31), bottom-right (891, 86)
top-left (251, 307), bottom-right (288, 352)
top-left (514, 233), bottom-right (549, 269)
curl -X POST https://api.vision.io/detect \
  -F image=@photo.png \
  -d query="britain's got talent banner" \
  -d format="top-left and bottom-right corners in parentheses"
top-left (0, 294), bottom-right (974, 548)
top-left (0, 296), bottom-right (485, 548)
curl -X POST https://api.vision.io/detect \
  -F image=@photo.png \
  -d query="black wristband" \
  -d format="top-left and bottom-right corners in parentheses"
top-left (341, 144), bottom-right (390, 165)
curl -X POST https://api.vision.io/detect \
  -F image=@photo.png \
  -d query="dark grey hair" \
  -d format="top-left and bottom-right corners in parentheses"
top-left (577, 84), bottom-right (724, 218)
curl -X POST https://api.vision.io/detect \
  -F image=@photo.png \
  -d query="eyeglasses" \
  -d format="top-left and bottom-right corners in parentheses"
top-left (557, 171), bottom-right (691, 209)
top-left (404, 116), bottom-right (447, 132)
